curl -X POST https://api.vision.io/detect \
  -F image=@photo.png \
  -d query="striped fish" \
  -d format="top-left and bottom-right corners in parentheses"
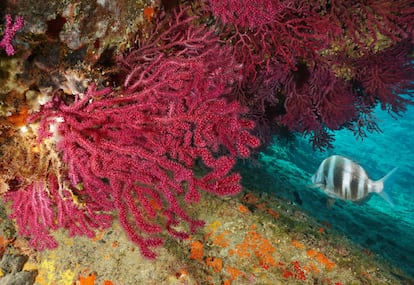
top-left (311, 155), bottom-right (397, 205)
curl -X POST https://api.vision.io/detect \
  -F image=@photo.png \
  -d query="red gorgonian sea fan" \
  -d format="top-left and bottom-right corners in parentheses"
top-left (277, 60), bottom-right (358, 148)
top-left (25, 9), bottom-right (259, 258)
top-left (204, 0), bottom-right (413, 149)
top-left (206, 0), bottom-right (339, 80)
top-left (207, 0), bottom-right (282, 28)
top-left (353, 40), bottom-right (414, 114)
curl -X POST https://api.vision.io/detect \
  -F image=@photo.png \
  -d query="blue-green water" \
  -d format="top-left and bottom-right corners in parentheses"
top-left (239, 104), bottom-right (414, 278)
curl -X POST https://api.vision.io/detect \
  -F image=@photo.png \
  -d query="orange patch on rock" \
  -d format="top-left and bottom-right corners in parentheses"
top-left (77, 272), bottom-right (96, 285)
top-left (225, 266), bottom-right (243, 281)
top-left (92, 229), bottom-right (105, 242)
top-left (143, 6), bottom-right (155, 22)
top-left (306, 249), bottom-right (317, 257)
top-left (211, 230), bottom-right (231, 248)
top-left (267, 208), bottom-right (279, 219)
top-left (307, 262), bottom-right (321, 273)
top-left (229, 228), bottom-right (276, 269)
top-left (205, 257), bottom-right (223, 272)
top-left (307, 249), bottom-right (336, 270)
top-left (315, 252), bottom-right (336, 270)
top-left (242, 193), bottom-right (258, 204)
top-left (189, 240), bottom-right (203, 261)
top-left (6, 106), bottom-right (29, 127)
top-left (291, 240), bottom-right (305, 249)
top-left (238, 204), bottom-right (250, 214)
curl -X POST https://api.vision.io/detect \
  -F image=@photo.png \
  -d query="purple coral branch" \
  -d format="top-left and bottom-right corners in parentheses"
top-left (0, 14), bottom-right (24, 56)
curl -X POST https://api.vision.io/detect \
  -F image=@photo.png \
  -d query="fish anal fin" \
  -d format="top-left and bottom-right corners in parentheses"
top-left (326, 198), bottom-right (336, 209)
top-left (378, 191), bottom-right (395, 207)
top-left (308, 182), bottom-right (324, 189)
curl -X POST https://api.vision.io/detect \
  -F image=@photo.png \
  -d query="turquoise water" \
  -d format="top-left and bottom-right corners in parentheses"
top-left (239, 103), bottom-right (414, 278)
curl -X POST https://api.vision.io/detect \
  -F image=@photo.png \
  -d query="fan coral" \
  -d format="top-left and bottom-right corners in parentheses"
top-left (28, 8), bottom-right (259, 258)
top-left (277, 61), bottom-right (358, 149)
top-left (203, 0), bottom-right (413, 149)
top-left (353, 40), bottom-right (414, 113)
top-left (221, 1), bottom-right (337, 80)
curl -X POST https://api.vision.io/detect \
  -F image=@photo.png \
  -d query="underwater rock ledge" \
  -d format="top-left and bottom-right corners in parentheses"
top-left (0, 189), bottom-right (412, 284)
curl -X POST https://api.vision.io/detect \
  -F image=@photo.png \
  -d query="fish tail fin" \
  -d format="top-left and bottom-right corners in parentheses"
top-left (374, 167), bottom-right (398, 207)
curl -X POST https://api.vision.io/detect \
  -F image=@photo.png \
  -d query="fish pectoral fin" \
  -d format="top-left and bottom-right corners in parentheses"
top-left (324, 190), bottom-right (338, 199)
top-left (326, 198), bottom-right (336, 208)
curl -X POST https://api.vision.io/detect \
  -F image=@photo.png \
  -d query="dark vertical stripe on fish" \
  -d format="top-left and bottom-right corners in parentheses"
top-left (350, 163), bottom-right (360, 200)
top-left (333, 156), bottom-right (344, 197)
